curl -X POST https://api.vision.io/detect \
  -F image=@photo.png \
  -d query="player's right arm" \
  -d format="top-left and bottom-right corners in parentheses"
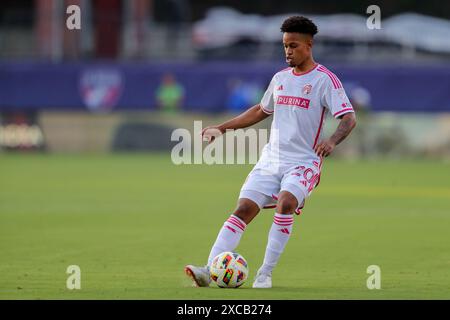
top-left (202, 104), bottom-right (271, 143)
top-left (202, 77), bottom-right (276, 143)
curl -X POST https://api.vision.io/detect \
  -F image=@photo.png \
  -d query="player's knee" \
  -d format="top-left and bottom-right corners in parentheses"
top-left (277, 201), bottom-right (296, 214)
top-left (233, 200), bottom-right (259, 224)
top-left (276, 193), bottom-right (298, 214)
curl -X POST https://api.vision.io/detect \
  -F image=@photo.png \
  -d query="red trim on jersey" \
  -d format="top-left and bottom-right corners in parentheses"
top-left (313, 107), bottom-right (326, 149)
top-left (317, 67), bottom-right (340, 88)
top-left (292, 64), bottom-right (318, 76)
top-left (318, 65), bottom-right (342, 85)
top-left (259, 103), bottom-right (274, 115)
top-left (317, 66), bottom-right (343, 89)
top-left (333, 108), bottom-right (354, 118)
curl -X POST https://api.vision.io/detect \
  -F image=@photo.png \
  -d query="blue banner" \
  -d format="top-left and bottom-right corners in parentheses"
top-left (0, 62), bottom-right (449, 113)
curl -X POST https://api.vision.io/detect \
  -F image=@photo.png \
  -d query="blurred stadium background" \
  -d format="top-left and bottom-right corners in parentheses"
top-left (1, 0), bottom-right (449, 155)
top-left (1, 1), bottom-right (450, 299)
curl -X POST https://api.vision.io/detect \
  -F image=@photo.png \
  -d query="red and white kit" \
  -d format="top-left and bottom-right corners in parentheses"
top-left (240, 64), bottom-right (355, 210)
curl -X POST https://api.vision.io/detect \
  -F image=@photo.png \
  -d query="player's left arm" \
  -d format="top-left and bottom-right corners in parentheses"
top-left (314, 112), bottom-right (356, 157)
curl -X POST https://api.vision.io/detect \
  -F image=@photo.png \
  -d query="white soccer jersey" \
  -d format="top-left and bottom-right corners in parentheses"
top-left (258, 63), bottom-right (355, 164)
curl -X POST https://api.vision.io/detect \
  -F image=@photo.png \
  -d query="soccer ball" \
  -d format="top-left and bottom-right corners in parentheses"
top-left (209, 251), bottom-right (249, 288)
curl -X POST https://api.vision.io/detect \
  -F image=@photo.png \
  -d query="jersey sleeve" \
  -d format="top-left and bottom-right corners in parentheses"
top-left (259, 76), bottom-right (275, 115)
top-left (321, 77), bottom-right (355, 119)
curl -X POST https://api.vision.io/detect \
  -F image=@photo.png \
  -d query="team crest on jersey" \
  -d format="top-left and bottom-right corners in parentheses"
top-left (302, 84), bottom-right (312, 95)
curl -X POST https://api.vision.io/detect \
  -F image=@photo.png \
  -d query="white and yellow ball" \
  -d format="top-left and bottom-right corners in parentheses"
top-left (209, 251), bottom-right (249, 288)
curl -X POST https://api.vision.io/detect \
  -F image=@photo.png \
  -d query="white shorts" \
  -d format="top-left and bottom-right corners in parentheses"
top-left (239, 159), bottom-right (321, 211)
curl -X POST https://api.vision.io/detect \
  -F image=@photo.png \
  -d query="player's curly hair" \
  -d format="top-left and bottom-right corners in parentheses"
top-left (280, 16), bottom-right (318, 36)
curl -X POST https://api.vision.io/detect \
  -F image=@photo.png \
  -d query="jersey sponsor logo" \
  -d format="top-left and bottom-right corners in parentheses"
top-left (302, 84), bottom-right (312, 95)
top-left (276, 95), bottom-right (310, 109)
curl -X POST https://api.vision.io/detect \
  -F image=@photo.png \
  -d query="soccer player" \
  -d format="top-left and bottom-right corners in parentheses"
top-left (185, 16), bottom-right (356, 288)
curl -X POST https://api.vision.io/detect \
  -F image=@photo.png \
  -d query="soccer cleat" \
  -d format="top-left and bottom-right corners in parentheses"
top-left (252, 270), bottom-right (272, 289)
top-left (184, 265), bottom-right (211, 287)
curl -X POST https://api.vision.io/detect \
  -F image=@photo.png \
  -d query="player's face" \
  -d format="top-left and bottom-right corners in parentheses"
top-left (283, 32), bottom-right (312, 67)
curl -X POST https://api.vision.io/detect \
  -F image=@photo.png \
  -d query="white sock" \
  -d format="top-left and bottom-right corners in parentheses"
top-left (259, 213), bottom-right (294, 275)
top-left (207, 214), bottom-right (247, 267)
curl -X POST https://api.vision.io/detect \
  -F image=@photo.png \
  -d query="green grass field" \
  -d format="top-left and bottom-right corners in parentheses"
top-left (0, 153), bottom-right (449, 299)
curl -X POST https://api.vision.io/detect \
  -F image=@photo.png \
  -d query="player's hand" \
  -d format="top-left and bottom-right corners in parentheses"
top-left (314, 139), bottom-right (336, 157)
top-left (201, 126), bottom-right (225, 144)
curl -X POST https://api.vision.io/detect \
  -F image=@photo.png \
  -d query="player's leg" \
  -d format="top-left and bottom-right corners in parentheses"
top-left (253, 190), bottom-right (301, 288)
top-left (254, 162), bottom-right (320, 288)
top-left (205, 197), bottom-right (260, 267)
top-left (185, 164), bottom-right (279, 287)
top-left (185, 194), bottom-right (270, 287)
